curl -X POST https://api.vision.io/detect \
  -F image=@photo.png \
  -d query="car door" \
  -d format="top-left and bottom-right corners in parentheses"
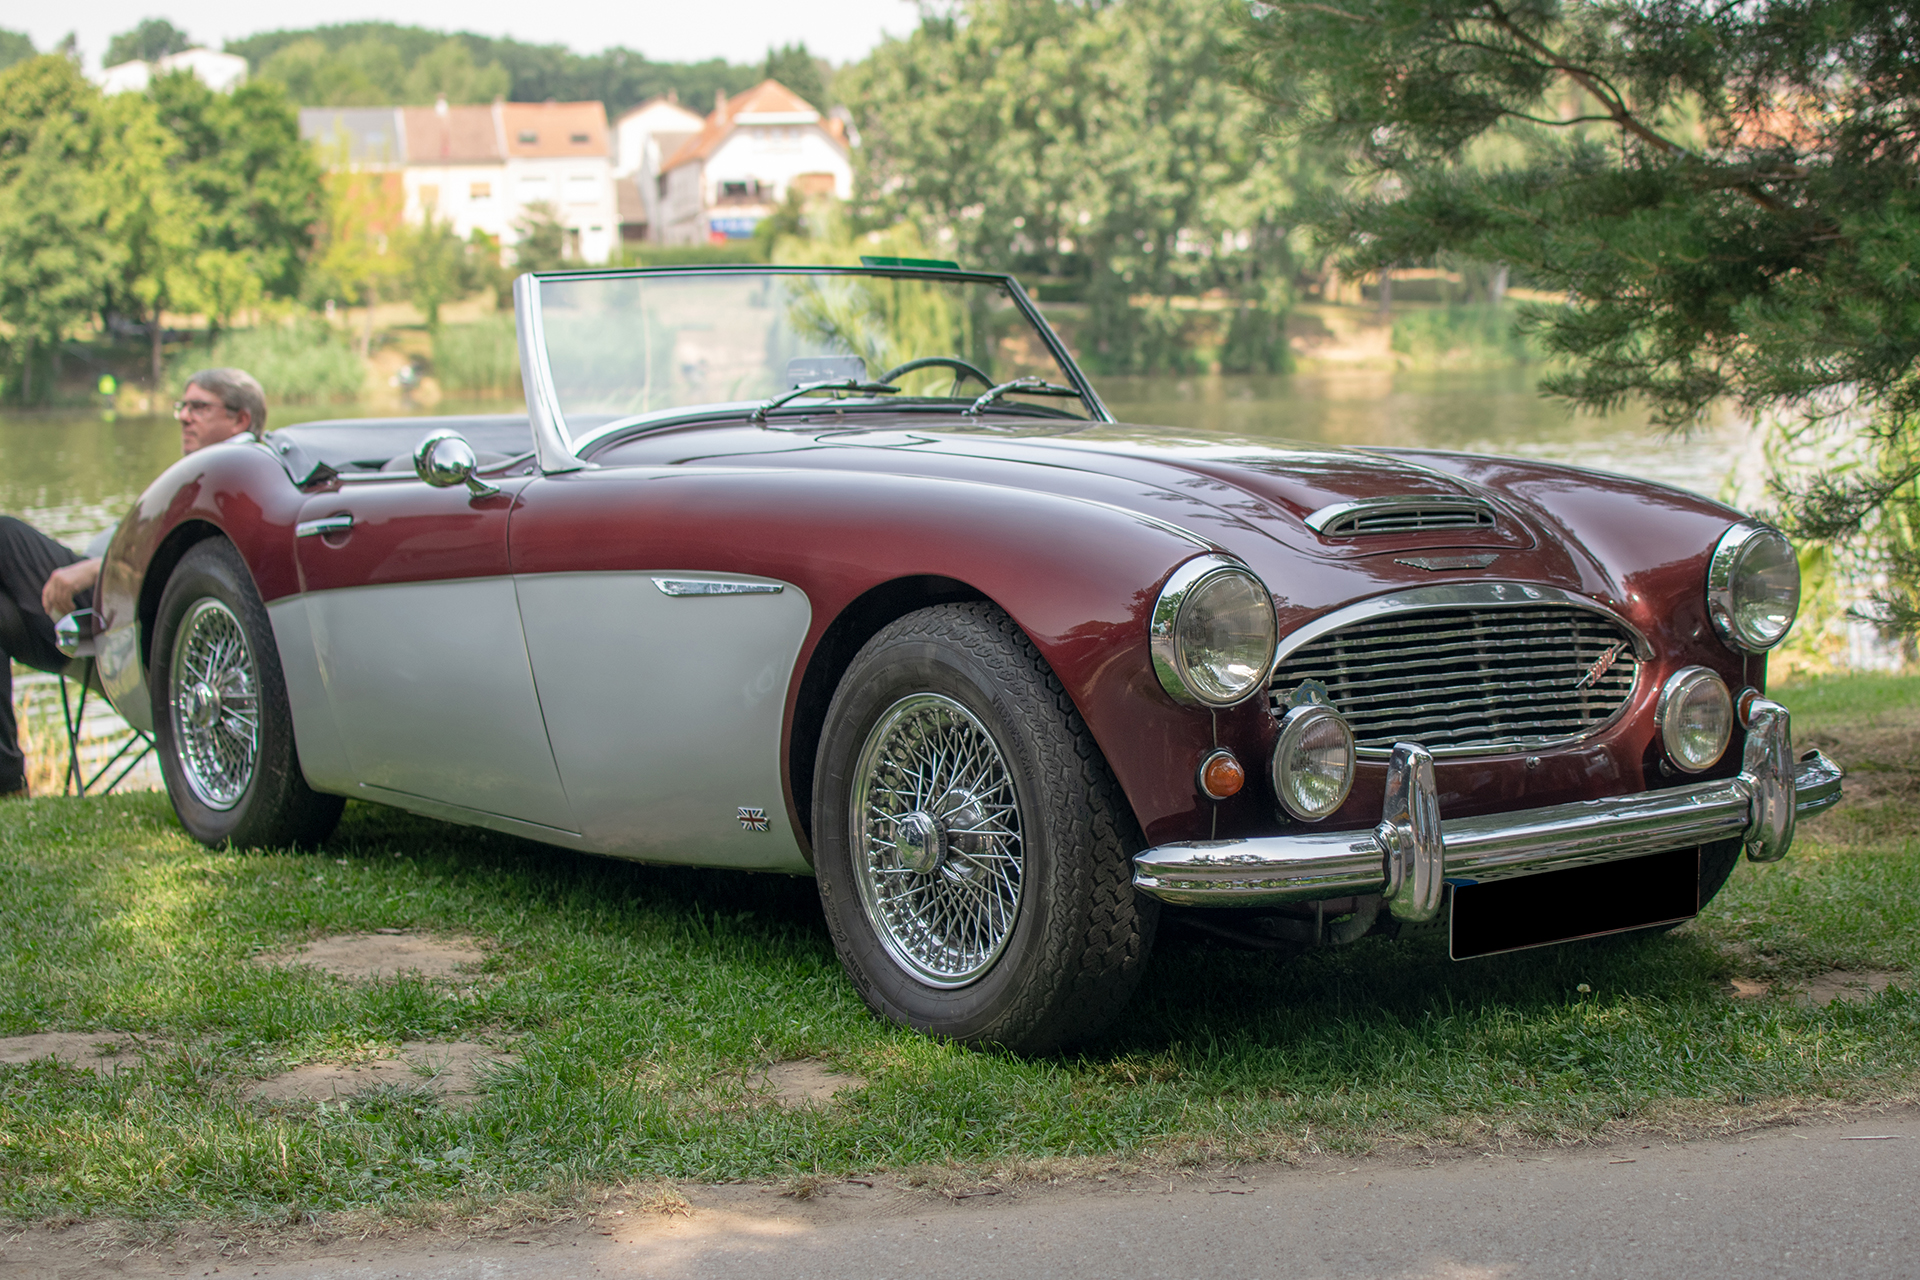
top-left (289, 474), bottom-right (576, 834)
top-left (505, 467), bottom-right (813, 871)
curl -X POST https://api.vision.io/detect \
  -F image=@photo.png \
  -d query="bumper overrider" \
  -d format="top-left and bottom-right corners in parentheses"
top-left (1132, 699), bottom-right (1844, 918)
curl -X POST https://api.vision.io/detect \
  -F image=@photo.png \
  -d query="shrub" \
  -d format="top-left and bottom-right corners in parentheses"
top-left (172, 322), bottom-right (366, 403)
top-left (1391, 303), bottom-right (1538, 370)
top-left (432, 315), bottom-right (521, 394)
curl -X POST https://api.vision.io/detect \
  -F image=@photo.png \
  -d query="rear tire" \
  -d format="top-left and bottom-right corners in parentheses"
top-left (151, 539), bottom-right (343, 848)
top-left (813, 603), bottom-right (1156, 1054)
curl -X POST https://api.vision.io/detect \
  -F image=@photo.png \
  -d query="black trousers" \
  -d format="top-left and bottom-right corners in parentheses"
top-left (0, 516), bottom-right (85, 791)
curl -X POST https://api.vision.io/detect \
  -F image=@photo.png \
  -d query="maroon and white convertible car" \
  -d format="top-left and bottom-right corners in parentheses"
top-left (81, 263), bottom-right (1842, 1051)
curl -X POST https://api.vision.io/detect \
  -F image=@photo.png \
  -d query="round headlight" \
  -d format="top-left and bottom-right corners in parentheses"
top-left (1658, 666), bottom-right (1733, 773)
top-left (1271, 705), bottom-right (1356, 821)
top-left (1150, 558), bottom-right (1277, 707)
top-left (1708, 521), bottom-right (1800, 652)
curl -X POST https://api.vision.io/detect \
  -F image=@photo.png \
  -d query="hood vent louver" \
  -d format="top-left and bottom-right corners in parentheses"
top-left (1305, 495), bottom-right (1498, 539)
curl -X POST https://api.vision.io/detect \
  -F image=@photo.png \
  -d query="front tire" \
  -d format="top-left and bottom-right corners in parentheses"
top-left (813, 603), bottom-right (1156, 1053)
top-left (151, 539), bottom-right (343, 848)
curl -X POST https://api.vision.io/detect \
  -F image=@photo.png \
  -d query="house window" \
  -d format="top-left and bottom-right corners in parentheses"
top-left (518, 130), bottom-right (538, 144)
top-left (566, 175), bottom-right (599, 205)
top-left (656, 174), bottom-right (668, 198)
top-left (569, 132), bottom-right (589, 144)
top-left (469, 181), bottom-right (491, 199)
top-left (417, 184), bottom-right (440, 209)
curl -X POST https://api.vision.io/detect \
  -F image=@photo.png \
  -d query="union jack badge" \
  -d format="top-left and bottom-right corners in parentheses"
top-left (738, 807), bottom-right (770, 832)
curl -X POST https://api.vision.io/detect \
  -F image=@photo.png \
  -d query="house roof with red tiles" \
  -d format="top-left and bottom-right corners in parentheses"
top-left (500, 101), bottom-right (610, 158)
top-left (660, 79), bottom-right (847, 173)
top-left (400, 103), bottom-right (503, 164)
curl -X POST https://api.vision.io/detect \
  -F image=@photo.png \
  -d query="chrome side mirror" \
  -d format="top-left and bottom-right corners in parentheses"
top-left (414, 429), bottom-right (500, 499)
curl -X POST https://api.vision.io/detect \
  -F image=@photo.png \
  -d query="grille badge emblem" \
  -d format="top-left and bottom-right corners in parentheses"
top-left (1394, 554), bottom-right (1499, 571)
top-left (1574, 642), bottom-right (1628, 691)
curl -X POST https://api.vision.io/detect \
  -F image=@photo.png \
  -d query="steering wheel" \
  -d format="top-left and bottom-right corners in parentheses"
top-left (876, 356), bottom-right (995, 398)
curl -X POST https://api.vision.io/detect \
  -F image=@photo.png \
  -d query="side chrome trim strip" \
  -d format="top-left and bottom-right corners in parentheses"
top-left (514, 272), bottom-right (586, 475)
top-left (652, 577), bottom-right (785, 597)
top-left (1133, 701), bottom-right (1843, 910)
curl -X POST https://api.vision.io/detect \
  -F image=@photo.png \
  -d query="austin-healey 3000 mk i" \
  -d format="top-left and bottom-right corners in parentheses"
top-left (79, 263), bottom-right (1842, 1052)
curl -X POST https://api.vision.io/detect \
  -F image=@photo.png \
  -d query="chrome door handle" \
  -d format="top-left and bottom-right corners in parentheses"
top-left (295, 515), bottom-right (354, 538)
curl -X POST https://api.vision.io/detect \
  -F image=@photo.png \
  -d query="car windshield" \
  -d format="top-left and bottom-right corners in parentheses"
top-left (530, 268), bottom-right (1094, 436)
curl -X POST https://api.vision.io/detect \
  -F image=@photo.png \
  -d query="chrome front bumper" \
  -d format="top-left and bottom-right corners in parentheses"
top-left (1132, 699), bottom-right (1844, 919)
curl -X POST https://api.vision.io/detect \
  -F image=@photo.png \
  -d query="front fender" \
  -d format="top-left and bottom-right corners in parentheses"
top-left (95, 439), bottom-right (307, 729)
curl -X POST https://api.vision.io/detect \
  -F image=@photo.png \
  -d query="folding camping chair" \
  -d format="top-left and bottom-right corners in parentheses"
top-left (53, 609), bottom-right (155, 796)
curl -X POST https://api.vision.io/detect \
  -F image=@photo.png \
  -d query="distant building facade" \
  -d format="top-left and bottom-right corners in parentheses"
top-left (299, 99), bottom-right (620, 265)
top-left (98, 47), bottom-right (249, 94)
top-left (612, 93), bottom-right (707, 243)
top-left (654, 80), bottom-right (852, 245)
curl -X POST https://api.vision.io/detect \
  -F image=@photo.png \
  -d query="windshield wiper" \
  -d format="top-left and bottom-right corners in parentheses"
top-left (751, 379), bottom-right (900, 424)
top-left (963, 376), bottom-right (1082, 417)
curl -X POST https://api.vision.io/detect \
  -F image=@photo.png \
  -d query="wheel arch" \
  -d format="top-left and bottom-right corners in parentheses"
top-left (788, 574), bottom-right (989, 849)
top-left (138, 519), bottom-right (228, 673)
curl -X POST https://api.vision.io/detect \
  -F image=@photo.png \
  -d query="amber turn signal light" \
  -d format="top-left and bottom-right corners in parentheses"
top-left (1197, 748), bottom-right (1245, 800)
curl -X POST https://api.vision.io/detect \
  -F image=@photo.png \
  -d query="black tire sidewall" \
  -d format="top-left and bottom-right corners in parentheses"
top-left (813, 607), bottom-right (1123, 1050)
top-left (150, 538), bottom-right (337, 848)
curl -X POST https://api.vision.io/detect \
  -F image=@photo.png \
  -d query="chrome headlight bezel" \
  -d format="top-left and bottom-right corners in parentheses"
top-left (1270, 704), bottom-right (1356, 821)
top-left (1657, 665), bottom-right (1734, 774)
top-left (1149, 556), bottom-right (1278, 708)
top-left (1707, 520), bottom-right (1801, 653)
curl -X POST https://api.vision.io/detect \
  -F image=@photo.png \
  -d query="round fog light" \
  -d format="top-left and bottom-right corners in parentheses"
top-left (1272, 705), bottom-right (1355, 821)
top-left (1659, 666), bottom-right (1733, 773)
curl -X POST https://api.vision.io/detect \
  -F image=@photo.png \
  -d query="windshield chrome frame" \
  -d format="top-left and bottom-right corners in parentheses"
top-left (512, 264), bottom-right (1112, 473)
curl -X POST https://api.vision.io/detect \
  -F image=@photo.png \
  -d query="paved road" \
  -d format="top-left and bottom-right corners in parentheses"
top-left (7, 1109), bottom-right (1916, 1279)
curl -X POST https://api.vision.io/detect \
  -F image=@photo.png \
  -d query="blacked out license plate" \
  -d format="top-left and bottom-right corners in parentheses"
top-left (1449, 846), bottom-right (1701, 960)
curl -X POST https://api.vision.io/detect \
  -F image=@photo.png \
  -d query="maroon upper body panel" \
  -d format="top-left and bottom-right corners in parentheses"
top-left (102, 408), bottom-right (1759, 850)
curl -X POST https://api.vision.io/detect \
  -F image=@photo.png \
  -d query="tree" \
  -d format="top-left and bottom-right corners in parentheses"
top-left (763, 42), bottom-right (830, 108)
top-left (97, 91), bottom-right (199, 388)
top-left (399, 211), bottom-right (481, 329)
top-left (512, 202), bottom-right (568, 272)
top-left (148, 71), bottom-right (323, 301)
top-left (402, 39), bottom-right (510, 104)
top-left (105, 18), bottom-right (193, 67)
top-left (0, 28), bottom-right (34, 73)
top-left (0, 57), bottom-right (106, 402)
top-left (844, 0), bottom-right (1326, 372)
top-left (237, 22), bottom-right (759, 116)
top-left (309, 166), bottom-right (406, 356)
top-left (1236, 0), bottom-right (1920, 629)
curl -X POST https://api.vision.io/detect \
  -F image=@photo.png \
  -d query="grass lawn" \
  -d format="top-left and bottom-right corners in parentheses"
top-left (1, 674), bottom-right (1915, 1225)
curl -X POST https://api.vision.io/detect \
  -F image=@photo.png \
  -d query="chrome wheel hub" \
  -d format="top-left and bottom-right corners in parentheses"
top-left (168, 598), bottom-right (259, 811)
top-left (850, 693), bottom-right (1024, 987)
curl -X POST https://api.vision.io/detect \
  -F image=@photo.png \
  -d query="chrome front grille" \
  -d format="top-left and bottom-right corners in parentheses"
top-left (1269, 604), bottom-right (1640, 756)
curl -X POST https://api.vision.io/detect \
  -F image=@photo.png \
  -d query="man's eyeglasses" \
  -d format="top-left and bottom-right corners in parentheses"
top-left (173, 398), bottom-right (228, 418)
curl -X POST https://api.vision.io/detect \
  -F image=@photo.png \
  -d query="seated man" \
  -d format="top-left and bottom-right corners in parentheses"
top-left (0, 367), bottom-right (265, 797)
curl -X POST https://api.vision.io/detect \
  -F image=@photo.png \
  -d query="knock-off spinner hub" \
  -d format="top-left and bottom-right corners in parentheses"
top-left (183, 681), bottom-right (221, 730)
top-left (896, 811), bottom-right (946, 875)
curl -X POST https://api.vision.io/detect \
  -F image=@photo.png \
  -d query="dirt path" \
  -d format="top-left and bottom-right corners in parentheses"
top-left (7, 1106), bottom-right (1914, 1280)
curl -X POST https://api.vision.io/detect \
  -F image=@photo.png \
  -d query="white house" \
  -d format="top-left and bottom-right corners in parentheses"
top-left (612, 93), bottom-right (706, 243)
top-left (299, 99), bottom-right (620, 266)
top-left (655, 80), bottom-right (853, 245)
top-left (98, 47), bottom-right (249, 95)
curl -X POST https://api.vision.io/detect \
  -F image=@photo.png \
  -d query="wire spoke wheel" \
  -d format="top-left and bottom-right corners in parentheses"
top-left (168, 597), bottom-right (259, 810)
top-left (851, 693), bottom-right (1024, 987)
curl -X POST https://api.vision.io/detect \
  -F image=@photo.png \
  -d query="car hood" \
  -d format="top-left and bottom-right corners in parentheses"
top-left (635, 418), bottom-right (1541, 558)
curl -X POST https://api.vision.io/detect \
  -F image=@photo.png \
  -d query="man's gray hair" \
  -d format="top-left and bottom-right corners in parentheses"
top-left (183, 367), bottom-right (267, 435)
